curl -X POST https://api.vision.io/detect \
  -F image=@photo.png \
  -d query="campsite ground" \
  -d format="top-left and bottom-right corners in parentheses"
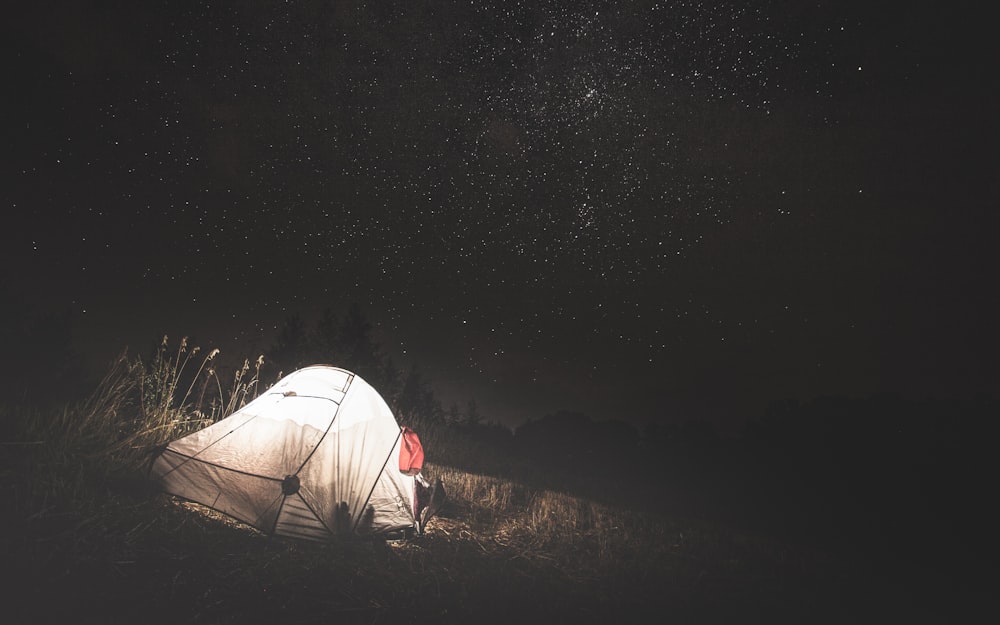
top-left (0, 355), bottom-right (989, 624)
top-left (1, 450), bottom-right (978, 625)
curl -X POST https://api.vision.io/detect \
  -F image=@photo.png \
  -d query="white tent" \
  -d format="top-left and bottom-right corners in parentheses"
top-left (151, 365), bottom-right (419, 540)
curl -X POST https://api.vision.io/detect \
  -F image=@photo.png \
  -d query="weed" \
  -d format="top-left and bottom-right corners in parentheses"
top-left (0, 337), bottom-right (929, 624)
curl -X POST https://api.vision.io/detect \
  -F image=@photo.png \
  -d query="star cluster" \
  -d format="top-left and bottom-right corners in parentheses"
top-left (6, 1), bottom-right (993, 428)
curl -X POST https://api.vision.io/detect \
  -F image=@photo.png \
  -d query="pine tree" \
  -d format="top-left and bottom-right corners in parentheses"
top-left (267, 314), bottom-right (310, 375)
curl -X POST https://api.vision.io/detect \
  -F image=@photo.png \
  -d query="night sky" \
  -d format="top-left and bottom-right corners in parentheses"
top-left (4, 1), bottom-right (996, 432)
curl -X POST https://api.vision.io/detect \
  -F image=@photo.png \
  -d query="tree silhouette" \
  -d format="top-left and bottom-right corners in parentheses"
top-left (464, 398), bottom-right (483, 426)
top-left (266, 314), bottom-right (311, 376)
top-left (394, 362), bottom-right (442, 425)
top-left (306, 303), bottom-right (389, 388)
top-left (312, 305), bottom-right (340, 363)
top-left (331, 303), bottom-right (385, 383)
top-left (377, 355), bottom-right (403, 407)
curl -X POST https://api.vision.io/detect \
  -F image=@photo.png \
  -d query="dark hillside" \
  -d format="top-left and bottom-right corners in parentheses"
top-left (0, 347), bottom-right (992, 624)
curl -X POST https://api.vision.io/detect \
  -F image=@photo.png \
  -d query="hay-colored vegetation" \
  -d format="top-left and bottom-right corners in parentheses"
top-left (0, 337), bottom-right (962, 624)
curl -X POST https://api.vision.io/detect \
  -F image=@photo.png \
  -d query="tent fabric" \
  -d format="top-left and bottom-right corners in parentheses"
top-left (151, 365), bottom-right (418, 540)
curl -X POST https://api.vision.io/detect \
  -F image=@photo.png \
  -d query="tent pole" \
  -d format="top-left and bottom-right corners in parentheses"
top-left (352, 428), bottom-right (404, 534)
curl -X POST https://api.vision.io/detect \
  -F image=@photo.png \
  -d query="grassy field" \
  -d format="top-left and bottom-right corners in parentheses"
top-left (1, 456), bottom-right (899, 625)
top-left (0, 347), bottom-right (981, 624)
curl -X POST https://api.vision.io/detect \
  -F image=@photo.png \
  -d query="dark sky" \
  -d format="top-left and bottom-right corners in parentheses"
top-left (3, 1), bottom-right (996, 432)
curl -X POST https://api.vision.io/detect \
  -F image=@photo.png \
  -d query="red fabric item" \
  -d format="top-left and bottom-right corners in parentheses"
top-left (399, 426), bottom-right (424, 476)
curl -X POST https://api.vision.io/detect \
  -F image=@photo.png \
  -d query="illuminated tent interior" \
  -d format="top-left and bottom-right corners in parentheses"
top-left (151, 365), bottom-right (432, 540)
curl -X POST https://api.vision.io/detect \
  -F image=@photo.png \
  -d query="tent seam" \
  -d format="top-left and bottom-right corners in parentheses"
top-left (352, 427), bottom-right (404, 534)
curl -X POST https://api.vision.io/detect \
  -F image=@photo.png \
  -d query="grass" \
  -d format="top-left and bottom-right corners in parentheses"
top-left (0, 338), bottom-right (968, 624)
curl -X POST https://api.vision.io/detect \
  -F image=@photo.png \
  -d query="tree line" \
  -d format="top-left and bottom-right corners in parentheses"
top-left (263, 302), bottom-right (446, 426)
top-left (2, 299), bottom-right (992, 586)
top-left (261, 301), bottom-right (993, 578)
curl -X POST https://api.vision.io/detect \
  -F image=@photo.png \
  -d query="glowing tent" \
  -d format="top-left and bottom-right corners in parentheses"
top-left (151, 365), bottom-right (435, 540)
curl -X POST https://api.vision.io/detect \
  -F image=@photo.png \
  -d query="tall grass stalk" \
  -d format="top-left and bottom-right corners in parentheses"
top-left (218, 355), bottom-right (264, 417)
top-left (13, 336), bottom-right (264, 488)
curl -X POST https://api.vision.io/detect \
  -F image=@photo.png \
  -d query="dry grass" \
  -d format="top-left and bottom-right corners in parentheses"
top-left (0, 338), bottom-right (939, 624)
